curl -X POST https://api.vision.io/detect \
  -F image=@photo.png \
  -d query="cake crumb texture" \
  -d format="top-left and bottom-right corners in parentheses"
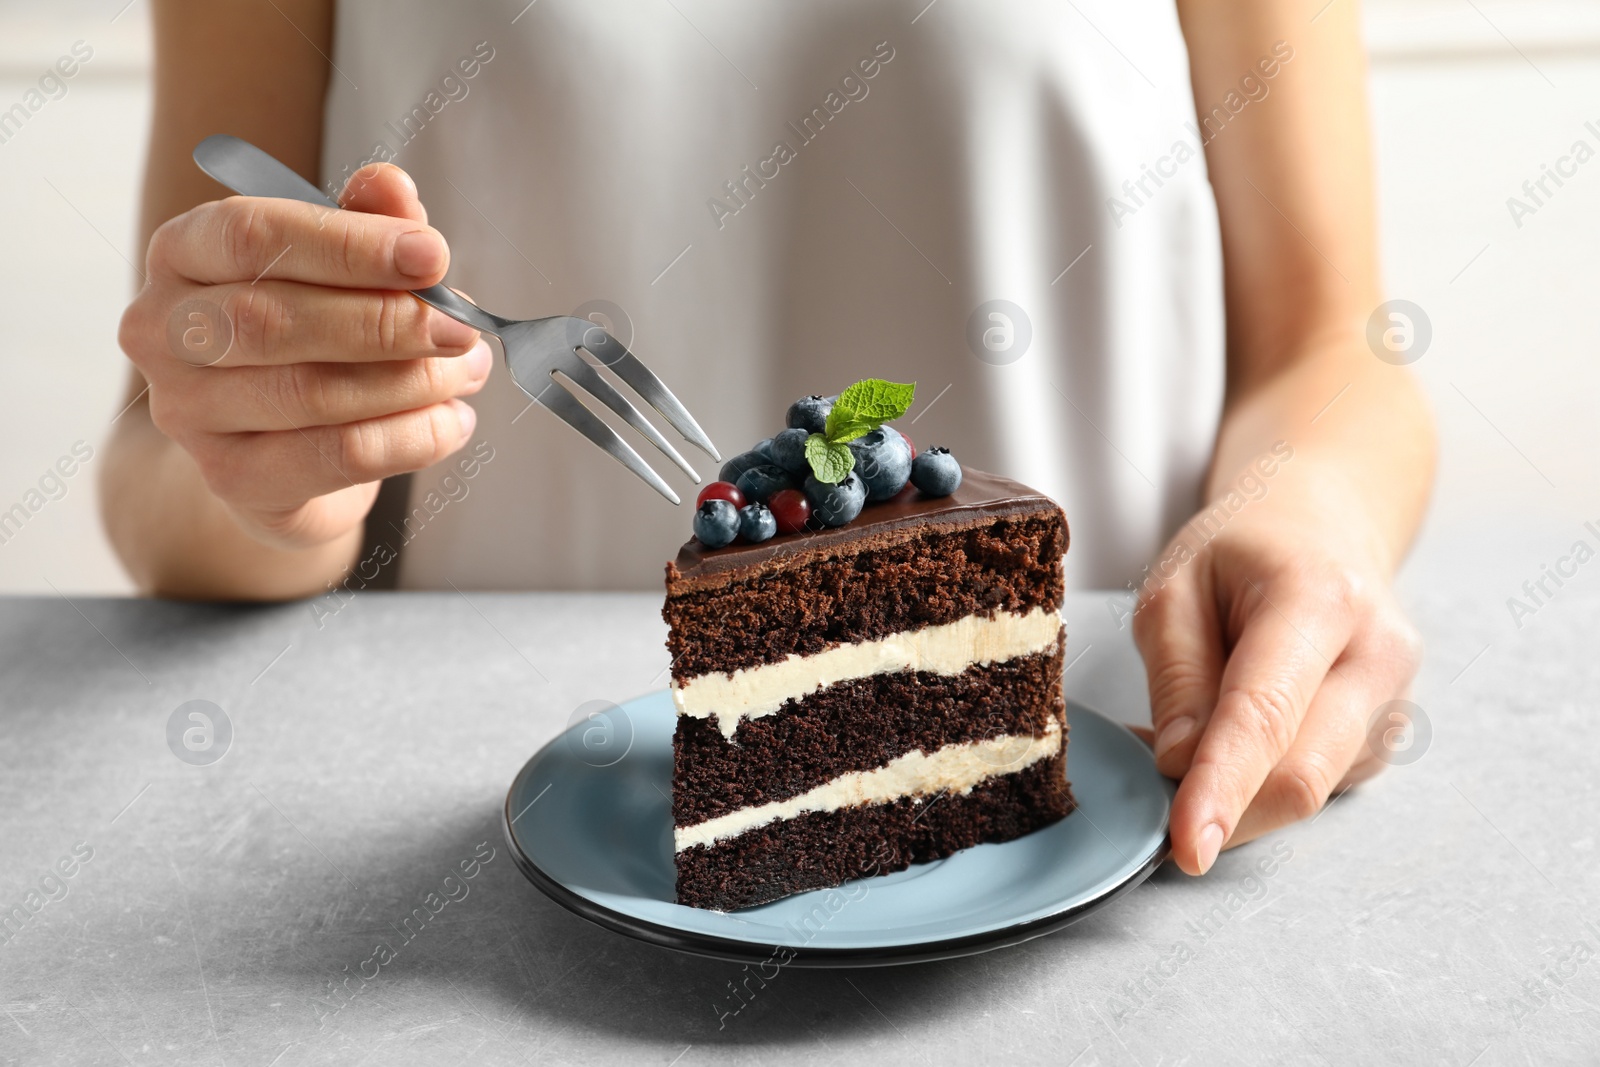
top-left (664, 513), bottom-right (1066, 681)
top-left (674, 753), bottom-right (1074, 911)
top-left (673, 643), bottom-right (1064, 825)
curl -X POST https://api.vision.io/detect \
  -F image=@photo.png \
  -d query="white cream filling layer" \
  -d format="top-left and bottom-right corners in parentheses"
top-left (673, 721), bottom-right (1062, 852)
top-left (672, 606), bottom-right (1062, 739)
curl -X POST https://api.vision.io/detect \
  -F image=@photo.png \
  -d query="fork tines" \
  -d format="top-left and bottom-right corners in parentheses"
top-left (514, 317), bottom-right (720, 505)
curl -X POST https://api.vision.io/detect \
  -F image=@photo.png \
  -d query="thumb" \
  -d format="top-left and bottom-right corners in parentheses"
top-left (1131, 566), bottom-right (1224, 779)
top-left (338, 164), bottom-right (474, 353)
top-left (339, 162), bottom-right (429, 224)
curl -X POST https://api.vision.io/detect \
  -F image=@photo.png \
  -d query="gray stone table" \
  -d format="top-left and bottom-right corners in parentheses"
top-left (2, 563), bottom-right (1597, 1065)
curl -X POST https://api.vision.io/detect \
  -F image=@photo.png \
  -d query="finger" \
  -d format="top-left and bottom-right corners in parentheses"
top-left (197, 399), bottom-right (477, 508)
top-left (163, 340), bottom-right (492, 433)
top-left (1231, 608), bottom-right (1421, 844)
top-left (339, 163), bottom-right (429, 224)
top-left (183, 280), bottom-right (478, 367)
top-left (1169, 582), bottom-right (1357, 875)
top-left (148, 195), bottom-right (451, 290)
top-left (1132, 567), bottom-right (1224, 778)
top-left (1226, 667), bottom-right (1372, 847)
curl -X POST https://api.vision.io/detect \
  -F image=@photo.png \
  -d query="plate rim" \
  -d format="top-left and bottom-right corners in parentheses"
top-left (503, 696), bottom-right (1172, 968)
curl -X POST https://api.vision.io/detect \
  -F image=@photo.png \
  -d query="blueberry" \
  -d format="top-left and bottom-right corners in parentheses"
top-left (785, 394), bottom-right (835, 435)
top-left (769, 427), bottom-right (812, 475)
top-left (751, 437), bottom-right (777, 463)
top-left (718, 450), bottom-right (766, 485)
top-left (738, 503), bottom-right (777, 543)
top-left (735, 463), bottom-right (795, 504)
top-left (848, 425), bottom-right (913, 501)
top-left (693, 499), bottom-right (739, 548)
top-left (804, 472), bottom-right (867, 527)
top-left (910, 447), bottom-right (962, 497)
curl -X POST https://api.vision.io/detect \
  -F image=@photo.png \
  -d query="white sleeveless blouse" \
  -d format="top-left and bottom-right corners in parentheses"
top-left (321, 0), bottom-right (1223, 591)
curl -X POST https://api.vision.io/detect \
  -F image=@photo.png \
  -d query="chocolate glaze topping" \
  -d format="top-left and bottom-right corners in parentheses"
top-left (668, 468), bottom-right (1066, 593)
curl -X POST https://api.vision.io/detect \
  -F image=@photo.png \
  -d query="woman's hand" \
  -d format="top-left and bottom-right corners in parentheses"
top-left (1131, 461), bottom-right (1423, 874)
top-left (1153, 0), bottom-right (1434, 872)
top-left (116, 163), bottom-right (487, 553)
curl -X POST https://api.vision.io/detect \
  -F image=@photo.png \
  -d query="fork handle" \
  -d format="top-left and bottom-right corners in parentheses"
top-left (192, 135), bottom-right (506, 337)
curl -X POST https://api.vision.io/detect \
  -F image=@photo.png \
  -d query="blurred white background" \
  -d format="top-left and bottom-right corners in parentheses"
top-left (0, 0), bottom-right (1596, 601)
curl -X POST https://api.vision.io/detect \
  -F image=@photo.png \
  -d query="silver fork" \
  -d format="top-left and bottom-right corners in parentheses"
top-left (191, 134), bottom-right (718, 504)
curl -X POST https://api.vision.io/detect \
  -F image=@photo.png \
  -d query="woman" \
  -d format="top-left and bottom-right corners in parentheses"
top-left (103, 0), bottom-right (1434, 876)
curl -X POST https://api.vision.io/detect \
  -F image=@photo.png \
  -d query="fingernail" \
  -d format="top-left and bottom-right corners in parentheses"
top-left (1154, 716), bottom-right (1195, 759)
top-left (395, 230), bottom-right (446, 278)
top-left (1195, 822), bottom-right (1224, 875)
top-left (464, 339), bottom-right (492, 378)
top-left (454, 399), bottom-right (477, 437)
top-left (429, 310), bottom-right (477, 348)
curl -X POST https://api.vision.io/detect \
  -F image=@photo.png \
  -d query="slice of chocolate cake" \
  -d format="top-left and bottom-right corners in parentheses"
top-left (664, 468), bottom-right (1073, 911)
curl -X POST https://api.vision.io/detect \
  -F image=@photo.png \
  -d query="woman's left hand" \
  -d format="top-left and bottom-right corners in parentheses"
top-left (1130, 477), bottom-right (1423, 875)
top-left (1148, 0), bottom-right (1435, 874)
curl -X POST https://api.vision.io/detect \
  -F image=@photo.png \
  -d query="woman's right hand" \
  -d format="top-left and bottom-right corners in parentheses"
top-left (117, 163), bottom-right (488, 551)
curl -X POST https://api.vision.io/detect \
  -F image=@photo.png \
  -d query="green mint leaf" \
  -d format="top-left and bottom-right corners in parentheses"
top-left (836, 379), bottom-right (916, 422)
top-left (805, 433), bottom-right (856, 484)
top-left (824, 417), bottom-right (878, 445)
top-left (824, 378), bottom-right (916, 442)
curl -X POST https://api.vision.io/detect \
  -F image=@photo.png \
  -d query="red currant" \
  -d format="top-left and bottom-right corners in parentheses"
top-left (767, 489), bottom-right (811, 534)
top-left (697, 481), bottom-right (746, 510)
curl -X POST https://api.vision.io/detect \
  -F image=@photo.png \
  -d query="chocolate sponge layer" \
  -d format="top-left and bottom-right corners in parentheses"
top-left (664, 513), bottom-right (1066, 681)
top-left (673, 640), bottom-right (1065, 826)
top-left (674, 752), bottom-right (1074, 911)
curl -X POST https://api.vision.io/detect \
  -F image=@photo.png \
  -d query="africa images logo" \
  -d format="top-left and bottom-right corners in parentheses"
top-left (166, 700), bottom-right (233, 766)
top-left (706, 41), bottom-right (896, 230)
top-left (0, 41), bottom-right (94, 148)
top-left (321, 42), bottom-right (497, 200)
top-left (0, 843), bottom-right (95, 949)
top-left (966, 300), bottom-right (1032, 366)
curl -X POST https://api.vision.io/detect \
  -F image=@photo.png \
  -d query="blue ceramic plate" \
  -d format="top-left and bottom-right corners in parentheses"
top-left (503, 691), bottom-right (1172, 967)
